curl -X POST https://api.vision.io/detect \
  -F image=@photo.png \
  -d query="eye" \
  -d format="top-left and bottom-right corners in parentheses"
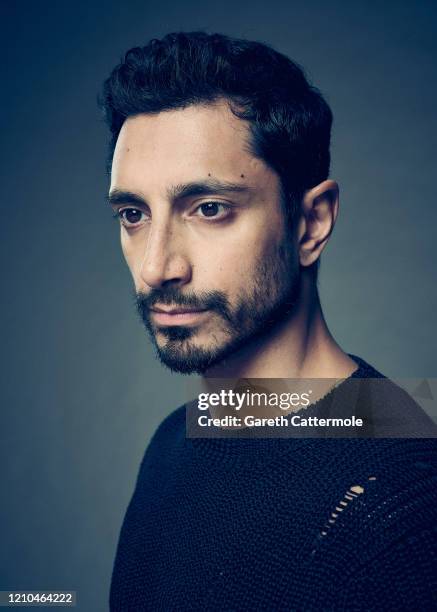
top-left (195, 201), bottom-right (232, 220)
top-left (114, 208), bottom-right (147, 227)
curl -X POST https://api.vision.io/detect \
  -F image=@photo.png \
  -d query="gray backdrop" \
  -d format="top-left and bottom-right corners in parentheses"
top-left (1, 0), bottom-right (436, 610)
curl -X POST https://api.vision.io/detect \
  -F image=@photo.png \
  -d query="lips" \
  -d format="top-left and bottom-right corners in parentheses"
top-left (151, 305), bottom-right (207, 315)
top-left (149, 305), bottom-right (209, 326)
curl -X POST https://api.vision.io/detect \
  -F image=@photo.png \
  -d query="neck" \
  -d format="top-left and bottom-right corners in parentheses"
top-left (204, 270), bottom-right (358, 379)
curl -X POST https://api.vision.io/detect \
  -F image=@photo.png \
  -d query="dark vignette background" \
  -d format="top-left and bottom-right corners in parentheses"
top-left (1, 1), bottom-right (436, 610)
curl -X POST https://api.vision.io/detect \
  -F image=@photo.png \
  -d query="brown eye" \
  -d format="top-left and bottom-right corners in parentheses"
top-left (196, 202), bottom-right (231, 219)
top-left (120, 208), bottom-right (144, 225)
top-left (200, 202), bottom-right (220, 217)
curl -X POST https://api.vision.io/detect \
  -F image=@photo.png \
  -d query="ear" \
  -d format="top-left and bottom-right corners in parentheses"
top-left (296, 180), bottom-right (339, 268)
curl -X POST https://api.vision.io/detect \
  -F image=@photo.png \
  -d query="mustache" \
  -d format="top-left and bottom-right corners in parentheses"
top-left (134, 287), bottom-right (233, 323)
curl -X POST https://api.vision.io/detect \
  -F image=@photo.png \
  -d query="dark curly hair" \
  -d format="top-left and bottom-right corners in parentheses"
top-left (100, 31), bottom-right (333, 273)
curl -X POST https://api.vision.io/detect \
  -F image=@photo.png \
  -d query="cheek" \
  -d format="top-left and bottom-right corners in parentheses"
top-left (192, 229), bottom-right (279, 291)
top-left (120, 230), bottom-right (145, 282)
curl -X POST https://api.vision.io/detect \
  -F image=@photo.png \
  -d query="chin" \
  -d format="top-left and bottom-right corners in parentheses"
top-left (153, 339), bottom-right (228, 375)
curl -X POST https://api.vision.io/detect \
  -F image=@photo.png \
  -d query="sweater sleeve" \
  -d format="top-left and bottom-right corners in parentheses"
top-left (335, 525), bottom-right (437, 611)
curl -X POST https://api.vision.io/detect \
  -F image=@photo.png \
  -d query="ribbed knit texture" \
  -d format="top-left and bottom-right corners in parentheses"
top-left (110, 356), bottom-right (437, 610)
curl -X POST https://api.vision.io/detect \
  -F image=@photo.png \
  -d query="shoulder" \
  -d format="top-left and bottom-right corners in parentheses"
top-left (329, 440), bottom-right (437, 607)
top-left (151, 403), bottom-right (186, 439)
top-left (316, 438), bottom-right (437, 550)
top-left (308, 438), bottom-right (437, 571)
top-left (145, 402), bottom-right (187, 453)
top-left (348, 354), bottom-right (437, 436)
top-left (134, 403), bottom-right (187, 477)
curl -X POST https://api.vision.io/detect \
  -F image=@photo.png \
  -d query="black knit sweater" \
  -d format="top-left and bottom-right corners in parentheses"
top-left (110, 355), bottom-right (437, 610)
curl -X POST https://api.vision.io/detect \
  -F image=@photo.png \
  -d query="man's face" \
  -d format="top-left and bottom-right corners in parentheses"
top-left (109, 101), bottom-right (301, 374)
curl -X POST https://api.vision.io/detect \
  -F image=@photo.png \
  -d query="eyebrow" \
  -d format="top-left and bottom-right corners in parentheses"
top-left (107, 190), bottom-right (148, 208)
top-left (107, 179), bottom-right (251, 207)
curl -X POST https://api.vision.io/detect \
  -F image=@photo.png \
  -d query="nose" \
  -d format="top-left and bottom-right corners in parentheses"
top-left (139, 221), bottom-right (192, 289)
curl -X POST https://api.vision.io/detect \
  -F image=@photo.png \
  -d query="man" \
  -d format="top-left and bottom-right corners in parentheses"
top-left (101, 32), bottom-right (437, 610)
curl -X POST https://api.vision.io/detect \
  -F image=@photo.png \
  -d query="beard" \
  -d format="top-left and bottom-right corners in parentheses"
top-left (134, 236), bottom-right (301, 375)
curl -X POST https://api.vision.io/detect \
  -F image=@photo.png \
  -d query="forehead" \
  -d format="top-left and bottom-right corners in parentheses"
top-left (110, 101), bottom-right (279, 194)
